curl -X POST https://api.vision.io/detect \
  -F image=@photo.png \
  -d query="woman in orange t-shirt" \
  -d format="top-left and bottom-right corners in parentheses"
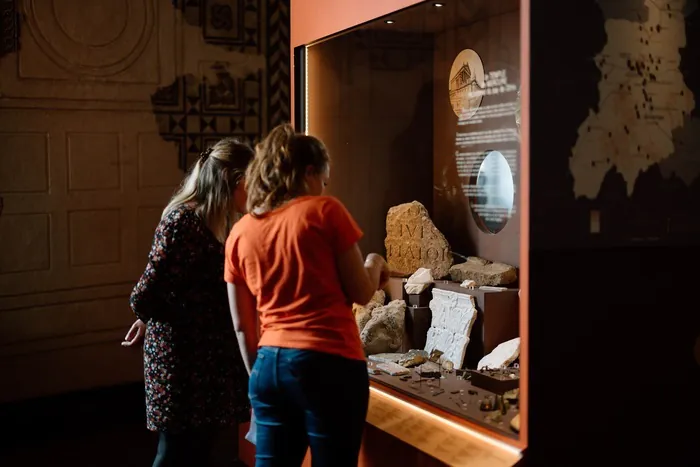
top-left (225, 123), bottom-right (389, 467)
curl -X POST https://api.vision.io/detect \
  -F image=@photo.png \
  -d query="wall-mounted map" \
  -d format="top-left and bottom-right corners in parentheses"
top-left (571, 0), bottom-right (698, 199)
top-left (531, 0), bottom-right (700, 247)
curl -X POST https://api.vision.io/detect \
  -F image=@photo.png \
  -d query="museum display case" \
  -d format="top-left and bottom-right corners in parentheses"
top-left (291, 0), bottom-right (528, 465)
top-left (287, 0), bottom-right (700, 465)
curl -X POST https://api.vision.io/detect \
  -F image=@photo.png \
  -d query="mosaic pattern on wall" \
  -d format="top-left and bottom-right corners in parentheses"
top-left (267, 0), bottom-right (290, 129)
top-left (156, 0), bottom-right (290, 170)
top-left (152, 72), bottom-right (263, 170)
top-left (0, 0), bottom-right (19, 57)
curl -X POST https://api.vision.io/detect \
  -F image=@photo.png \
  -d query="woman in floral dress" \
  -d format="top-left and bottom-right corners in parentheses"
top-left (124, 138), bottom-right (254, 466)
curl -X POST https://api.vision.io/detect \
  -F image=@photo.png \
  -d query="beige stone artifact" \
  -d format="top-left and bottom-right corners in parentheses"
top-left (353, 290), bottom-right (386, 332)
top-left (385, 201), bottom-right (453, 279)
top-left (368, 353), bottom-right (404, 364)
top-left (449, 256), bottom-right (517, 286)
top-left (360, 299), bottom-right (406, 355)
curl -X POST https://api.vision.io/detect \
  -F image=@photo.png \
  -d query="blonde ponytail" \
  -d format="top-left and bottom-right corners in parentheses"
top-left (162, 139), bottom-right (254, 243)
top-left (162, 158), bottom-right (204, 219)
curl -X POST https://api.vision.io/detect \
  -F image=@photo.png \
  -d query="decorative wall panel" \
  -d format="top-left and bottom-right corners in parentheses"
top-left (138, 133), bottom-right (187, 188)
top-left (67, 133), bottom-right (122, 192)
top-left (0, 133), bottom-right (49, 193)
top-left (0, 0), bottom-right (175, 107)
top-left (68, 209), bottom-right (122, 267)
top-left (0, 0), bottom-right (291, 402)
top-left (21, 0), bottom-right (157, 79)
top-left (0, 214), bottom-right (50, 274)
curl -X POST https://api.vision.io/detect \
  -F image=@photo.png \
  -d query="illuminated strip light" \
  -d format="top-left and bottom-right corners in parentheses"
top-left (304, 46), bottom-right (309, 135)
top-left (369, 386), bottom-right (522, 457)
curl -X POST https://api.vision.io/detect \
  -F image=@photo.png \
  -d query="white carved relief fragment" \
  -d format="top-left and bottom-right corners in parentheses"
top-left (477, 337), bottom-right (520, 370)
top-left (425, 289), bottom-right (477, 369)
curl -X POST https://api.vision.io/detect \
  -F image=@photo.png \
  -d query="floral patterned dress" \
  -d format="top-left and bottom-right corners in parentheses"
top-left (130, 205), bottom-right (250, 433)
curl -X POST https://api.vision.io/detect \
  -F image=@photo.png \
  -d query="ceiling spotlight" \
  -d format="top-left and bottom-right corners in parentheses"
top-left (385, 19), bottom-right (395, 24)
top-left (434, 2), bottom-right (445, 6)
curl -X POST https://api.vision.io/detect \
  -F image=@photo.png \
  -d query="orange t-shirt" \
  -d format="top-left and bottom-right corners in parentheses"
top-left (224, 196), bottom-right (365, 361)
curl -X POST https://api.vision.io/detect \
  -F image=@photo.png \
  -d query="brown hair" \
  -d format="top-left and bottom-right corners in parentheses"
top-left (163, 138), bottom-right (254, 243)
top-left (245, 123), bottom-right (330, 215)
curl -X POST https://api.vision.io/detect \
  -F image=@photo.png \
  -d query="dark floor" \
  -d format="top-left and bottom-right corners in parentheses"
top-left (0, 383), bottom-right (157, 466)
top-left (0, 383), bottom-right (247, 467)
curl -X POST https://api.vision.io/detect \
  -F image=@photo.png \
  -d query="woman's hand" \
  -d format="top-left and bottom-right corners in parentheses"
top-left (365, 253), bottom-right (390, 290)
top-left (378, 259), bottom-right (390, 289)
top-left (121, 319), bottom-right (146, 347)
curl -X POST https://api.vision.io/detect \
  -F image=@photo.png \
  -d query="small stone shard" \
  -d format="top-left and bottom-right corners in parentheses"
top-left (510, 413), bottom-right (520, 432)
top-left (404, 267), bottom-right (433, 295)
top-left (368, 353), bottom-right (404, 364)
top-left (429, 349), bottom-right (444, 363)
top-left (398, 349), bottom-right (429, 368)
top-left (449, 256), bottom-right (517, 286)
top-left (376, 361), bottom-right (410, 376)
top-left (385, 201), bottom-right (453, 279)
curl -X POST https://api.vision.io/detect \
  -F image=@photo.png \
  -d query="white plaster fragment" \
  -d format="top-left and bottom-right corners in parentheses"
top-left (425, 289), bottom-right (477, 369)
top-left (477, 337), bottom-right (521, 370)
top-left (404, 267), bottom-right (433, 295)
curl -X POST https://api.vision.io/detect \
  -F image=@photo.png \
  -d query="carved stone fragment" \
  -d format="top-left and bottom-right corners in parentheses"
top-left (429, 349), bottom-right (444, 363)
top-left (449, 256), bottom-right (517, 286)
top-left (368, 353), bottom-right (404, 364)
top-left (477, 337), bottom-right (521, 370)
top-left (425, 289), bottom-right (477, 369)
top-left (385, 201), bottom-right (453, 279)
top-left (353, 290), bottom-right (386, 332)
top-left (361, 299), bottom-right (406, 355)
top-left (376, 361), bottom-right (410, 376)
top-left (354, 305), bottom-right (372, 333)
top-left (398, 349), bottom-right (429, 368)
top-left (404, 268), bottom-right (433, 295)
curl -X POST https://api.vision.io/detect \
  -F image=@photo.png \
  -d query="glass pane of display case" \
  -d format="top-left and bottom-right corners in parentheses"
top-left (296, 0), bottom-right (521, 440)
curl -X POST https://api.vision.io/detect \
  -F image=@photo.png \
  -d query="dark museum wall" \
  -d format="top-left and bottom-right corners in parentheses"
top-left (307, 29), bottom-right (435, 257)
top-left (527, 0), bottom-right (700, 464)
top-left (0, 0), bottom-right (290, 403)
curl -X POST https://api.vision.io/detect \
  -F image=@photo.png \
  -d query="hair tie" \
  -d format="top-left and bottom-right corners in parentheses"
top-left (200, 147), bottom-right (214, 162)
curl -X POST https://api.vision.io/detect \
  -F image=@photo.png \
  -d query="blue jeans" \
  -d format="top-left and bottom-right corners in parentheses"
top-left (249, 347), bottom-right (369, 467)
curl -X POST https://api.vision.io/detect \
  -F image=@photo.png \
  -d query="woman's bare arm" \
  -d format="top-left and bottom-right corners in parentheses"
top-left (337, 244), bottom-right (388, 305)
top-left (227, 283), bottom-right (259, 375)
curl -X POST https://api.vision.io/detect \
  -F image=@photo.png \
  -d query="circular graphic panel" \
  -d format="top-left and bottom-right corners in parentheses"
top-left (468, 150), bottom-right (515, 234)
top-left (448, 49), bottom-right (485, 121)
top-left (25, 0), bottom-right (154, 77)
